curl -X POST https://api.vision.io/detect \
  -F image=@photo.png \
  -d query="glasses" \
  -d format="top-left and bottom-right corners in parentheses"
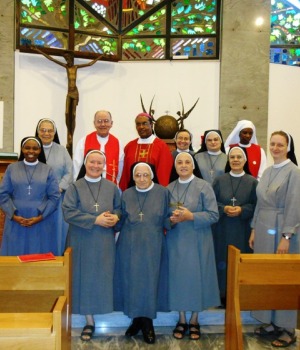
top-left (134, 173), bottom-right (150, 178)
top-left (95, 119), bottom-right (111, 125)
top-left (39, 128), bottom-right (54, 134)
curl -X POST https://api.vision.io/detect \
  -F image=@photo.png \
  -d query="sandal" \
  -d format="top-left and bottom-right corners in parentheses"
top-left (189, 323), bottom-right (201, 340)
top-left (80, 324), bottom-right (95, 342)
top-left (172, 322), bottom-right (188, 340)
top-left (271, 329), bottom-right (297, 348)
top-left (255, 322), bottom-right (283, 337)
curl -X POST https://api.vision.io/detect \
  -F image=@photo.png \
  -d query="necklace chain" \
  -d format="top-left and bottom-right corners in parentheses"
top-left (23, 163), bottom-right (37, 195)
top-left (85, 180), bottom-right (102, 212)
top-left (208, 153), bottom-right (221, 177)
top-left (229, 175), bottom-right (243, 206)
top-left (170, 180), bottom-right (192, 208)
top-left (136, 191), bottom-right (149, 221)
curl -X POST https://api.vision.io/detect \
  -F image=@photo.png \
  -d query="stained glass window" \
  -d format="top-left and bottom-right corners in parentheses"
top-left (270, 0), bottom-right (300, 67)
top-left (16, 0), bottom-right (220, 61)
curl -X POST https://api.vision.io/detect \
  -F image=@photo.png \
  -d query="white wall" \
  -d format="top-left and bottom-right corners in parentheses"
top-left (14, 52), bottom-right (220, 154)
top-left (267, 64), bottom-right (300, 164)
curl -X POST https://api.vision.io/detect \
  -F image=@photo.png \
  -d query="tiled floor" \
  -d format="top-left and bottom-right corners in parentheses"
top-left (71, 325), bottom-right (299, 349)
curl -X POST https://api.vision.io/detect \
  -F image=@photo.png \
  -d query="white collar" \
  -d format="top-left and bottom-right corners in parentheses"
top-left (23, 159), bottom-right (39, 166)
top-left (177, 148), bottom-right (190, 153)
top-left (229, 171), bottom-right (245, 177)
top-left (136, 181), bottom-right (154, 192)
top-left (84, 175), bottom-right (102, 182)
top-left (207, 150), bottom-right (222, 155)
top-left (238, 143), bottom-right (250, 148)
top-left (179, 174), bottom-right (195, 183)
top-left (137, 134), bottom-right (156, 144)
top-left (273, 159), bottom-right (290, 168)
top-left (43, 142), bottom-right (53, 148)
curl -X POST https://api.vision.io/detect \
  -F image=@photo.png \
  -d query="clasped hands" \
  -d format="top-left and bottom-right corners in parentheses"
top-left (224, 205), bottom-right (242, 217)
top-left (94, 211), bottom-right (119, 228)
top-left (170, 206), bottom-right (193, 223)
top-left (13, 214), bottom-right (43, 227)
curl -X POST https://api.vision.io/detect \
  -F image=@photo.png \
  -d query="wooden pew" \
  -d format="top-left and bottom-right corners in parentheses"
top-left (225, 245), bottom-right (300, 350)
top-left (0, 247), bottom-right (72, 350)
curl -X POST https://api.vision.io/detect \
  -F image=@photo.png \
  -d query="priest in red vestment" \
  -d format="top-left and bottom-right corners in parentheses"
top-left (73, 110), bottom-right (124, 185)
top-left (119, 113), bottom-right (173, 191)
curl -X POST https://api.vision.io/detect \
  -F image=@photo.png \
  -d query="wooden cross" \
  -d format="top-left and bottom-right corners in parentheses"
top-left (94, 203), bottom-right (100, 212)
top-left (209, 169), bottom-right (215, 177)
top-left (231, 197), bottom-right (237, 206)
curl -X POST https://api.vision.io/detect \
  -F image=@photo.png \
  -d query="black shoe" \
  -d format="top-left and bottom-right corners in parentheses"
top-left (140, 317), bottom-right (156, 344)
top-left (125, 317), bottom-right (141, 336)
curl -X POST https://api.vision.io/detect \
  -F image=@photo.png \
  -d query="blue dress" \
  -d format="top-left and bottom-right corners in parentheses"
top-left (0, 161), bottom-right (60, 255)
top-left (167, 177), bottom-right (220, 311)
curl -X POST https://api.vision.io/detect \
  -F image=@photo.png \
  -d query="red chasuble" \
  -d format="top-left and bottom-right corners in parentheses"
top-left (119, 137), bottom-right (173, 191)
top-left (231, 143), bottom-right (261, 179)
top-left (84, 131), bottom-right (120, 184)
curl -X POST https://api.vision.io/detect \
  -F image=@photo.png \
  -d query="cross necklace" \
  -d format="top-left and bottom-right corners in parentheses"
top-left (136, 190), bottom-right (149, 221)
top-left (170, 180), bottom-right (192, 209)
top-left (229, 174), bottom-right (243, 207)
top-left (85, 179), bottom-right (102, 212)
top-left (208, 153), bottom-right (221, 178)
top-left (23, 163), bottom-right (38, 195)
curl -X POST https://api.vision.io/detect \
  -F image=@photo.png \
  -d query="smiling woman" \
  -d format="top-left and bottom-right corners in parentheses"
top-left (0, 136), bottom-right (60, 256)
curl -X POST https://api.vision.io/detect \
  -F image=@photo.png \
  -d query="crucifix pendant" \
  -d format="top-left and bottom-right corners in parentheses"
top-left (27, 185), bottom-right (32, 195)
top-left (209, 169), bottom-right (214, 177)
top-left (94, 203), bottom-right (99, 212)
top-left (139, 211), bottom-right (144, 221)
top-left (231, 197), bottom-right (237, 206)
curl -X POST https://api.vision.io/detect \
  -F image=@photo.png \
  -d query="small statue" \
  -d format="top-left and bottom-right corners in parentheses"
top-left (31, 46), bottom-right (103, 157)
top-left (140, 94), bottom-right (199, 139)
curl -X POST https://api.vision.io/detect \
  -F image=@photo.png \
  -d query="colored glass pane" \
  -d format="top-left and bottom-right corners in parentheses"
top-left (171, 0), bottom-right (217, 36)
top-left (75, 33), bottom-right (118, 56)
top-left (122, 38), bottom-right (165, 60)
top-left (20, 27), bottom-right (68, 49)
top-left (20, 0), bottom-right (69, 28)
top-left (82, 0), bottom-right (165, 29)
top-left (270, 47), bottom-right (300, 66)
top-left (171, 37), bottom-right (216, 58)
top-left (126, 7), bottom-right (166, 35)
top-left (270, 0), bottom-right (300, 45)
top-left (74, 2), bottom-right (116, 34)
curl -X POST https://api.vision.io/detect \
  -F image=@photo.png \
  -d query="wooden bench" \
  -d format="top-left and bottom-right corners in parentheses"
top-left (0, 247), bottom-right (72, 349)
top-left (225, 245), bottom-right (300, 350)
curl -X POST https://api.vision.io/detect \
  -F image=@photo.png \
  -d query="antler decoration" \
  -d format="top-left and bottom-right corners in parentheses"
top-left (176, 93), bottom-right (199, 130)
top-left (140, 94), bottom-right (156, 122)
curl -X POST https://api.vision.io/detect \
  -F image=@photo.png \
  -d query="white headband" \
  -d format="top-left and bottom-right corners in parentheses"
top-left (133, 162), bottom-right (154, 179)
top-left (175, 151), bottom-right (195, 169)
top-left (37, 118), bottom-right (57, 133)
top-left (84, 150), bottom-right (106, 165)
top-left (228, 146), bottom-right (247, 160)
top-left (22, 137), bottom-right (41, 148)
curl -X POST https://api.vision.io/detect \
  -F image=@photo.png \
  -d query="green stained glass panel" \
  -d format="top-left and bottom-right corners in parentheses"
top-left (125, 7), bottom-right (166, 36)
top-left (122, 38), bottom-right (165, 60)
top-left (75, 33), bottom-right (118, 56)
top-left (271, 0), bottom-right (300, 45)
top-left (171, 0), bottom-right (217, 36)
top-left (74, 2), bottom-right (115, 34)
top-left (20, 0), bottom-right (69, 28)
top-left (20, 27), bottom-right (68, 48)
top-left (171, 37), bottom-right (217, 58)
top-left (270, 47), bottom-right (300, 66)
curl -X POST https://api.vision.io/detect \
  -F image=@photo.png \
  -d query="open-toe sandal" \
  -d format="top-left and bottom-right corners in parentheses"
top-left (271, 329), bottom-right (297, 348)
top-left (173, 322), bottom-right (188, 340)
top-left (189, 323), bottom-right (201, 340)
top-left (80, 324), bottom-right (95, 341)
top-left (255, 322), bottom-right (283, 337)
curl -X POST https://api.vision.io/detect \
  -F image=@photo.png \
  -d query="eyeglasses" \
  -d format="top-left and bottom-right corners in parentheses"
top-left (134, 173), bottom-right (150, 178)
top-left (95, 119), bottom-right (111, 125)
top-left (39, 128), bottom-right (54, 134)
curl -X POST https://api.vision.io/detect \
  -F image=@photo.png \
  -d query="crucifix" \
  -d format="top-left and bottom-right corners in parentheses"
top-left (27, 185), bottom-right (32, 195)
top-left (94, 203), bottom-right (100, 212)
top-left (230, 197), bottom-right (237, 207)
top-left (139, 211), bottom-right (144, 221)
top-left (139, 149), bottom-right (149, 158)
top-left (209, 169), bottom-right (215, 177)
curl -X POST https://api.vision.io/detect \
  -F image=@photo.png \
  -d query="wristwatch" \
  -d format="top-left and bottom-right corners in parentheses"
top-left (282, 234), bottom-right (291, 240)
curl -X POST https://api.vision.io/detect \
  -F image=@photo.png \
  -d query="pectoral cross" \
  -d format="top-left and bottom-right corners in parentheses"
top-left (169, 202), bottom-right (184, 209)
top-left (139, 211), bottom-right (144, 221)
top-left (109, 159), bottom-right (117, 183)
top-left (27, 185), bottom-right (32, 195)
top-left (230, 197), bottom-right (237, 207)
top-left (94, 203), bottom-right (99, 212)
top-left (209, 169), bottom-right (215, 177)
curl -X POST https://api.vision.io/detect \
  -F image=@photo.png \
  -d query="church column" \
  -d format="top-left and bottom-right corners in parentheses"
top-left (219, 0), bottom-right (271, 149)
top-left (0, 0), bottom-right (14, 152)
